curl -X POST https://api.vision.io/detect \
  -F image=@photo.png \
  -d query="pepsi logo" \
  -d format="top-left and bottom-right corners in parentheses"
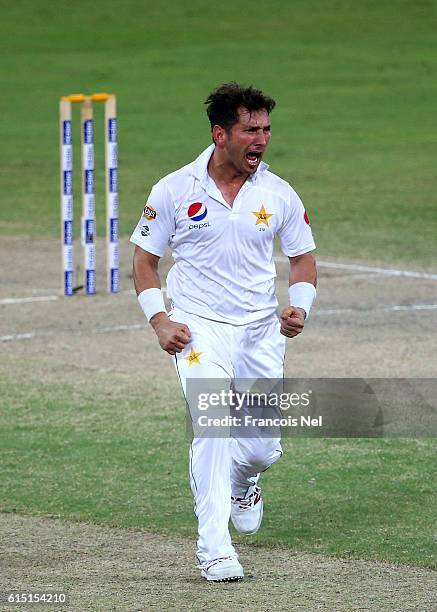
top-left (188, 202), bottom-right (207, 222)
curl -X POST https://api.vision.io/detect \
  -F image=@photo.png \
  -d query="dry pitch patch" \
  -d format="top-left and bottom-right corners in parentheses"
top-left (1, 238), bottom-right (437, 610)
top-left (1, 513), bottom-right (436, 612)
top-left (1, 237), bottom-right (437, 380)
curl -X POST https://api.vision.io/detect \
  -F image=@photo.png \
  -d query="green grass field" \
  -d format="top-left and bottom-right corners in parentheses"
top-left (1, 360), bottom-right (436, 569)
top-left (0, 0), bottom-right (436, 264)
top-left (1, 0), bottom-right (436, 576)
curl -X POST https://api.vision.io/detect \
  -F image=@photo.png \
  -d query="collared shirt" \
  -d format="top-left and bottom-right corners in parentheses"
top-left (130, 144), bottom-right (315, 324)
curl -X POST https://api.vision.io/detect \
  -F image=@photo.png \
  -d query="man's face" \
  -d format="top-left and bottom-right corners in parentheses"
top-left (220, 107), bottom-right (271, 175)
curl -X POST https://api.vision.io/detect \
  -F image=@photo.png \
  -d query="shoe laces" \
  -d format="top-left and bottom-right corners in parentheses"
top-left (231, 485), bottom-right (261, 510)
top-left (197, 555), bottom-right (236, 570)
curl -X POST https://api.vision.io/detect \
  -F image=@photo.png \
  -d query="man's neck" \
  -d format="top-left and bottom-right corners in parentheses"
top-left (207, 149), bottom-right (248, 190)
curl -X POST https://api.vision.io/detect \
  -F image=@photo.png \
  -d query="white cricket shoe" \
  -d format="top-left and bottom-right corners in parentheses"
top-left (198, 556), bottom-right (244, 582)
top-left (231, 485), bottom-right (263, 535)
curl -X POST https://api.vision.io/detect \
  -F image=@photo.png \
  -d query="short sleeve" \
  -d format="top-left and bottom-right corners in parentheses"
top-left (277, 188), bottom-right (316, 257)
top-left (130, 180), bottom-right (175, 256)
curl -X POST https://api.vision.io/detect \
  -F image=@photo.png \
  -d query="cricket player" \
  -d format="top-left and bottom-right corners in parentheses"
top-left (131, 82), bottom-right (317, 582)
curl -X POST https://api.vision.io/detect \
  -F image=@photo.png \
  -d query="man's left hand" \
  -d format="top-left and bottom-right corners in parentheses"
top-left (280, 306), bottom-right (306, 338)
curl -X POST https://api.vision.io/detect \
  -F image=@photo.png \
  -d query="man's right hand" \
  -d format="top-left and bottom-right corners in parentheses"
top-left (150, 313), bottom-right (191, 355)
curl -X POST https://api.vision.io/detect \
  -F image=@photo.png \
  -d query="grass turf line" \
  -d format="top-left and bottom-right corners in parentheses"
top-left (0, 364), bottom-right (435, 569)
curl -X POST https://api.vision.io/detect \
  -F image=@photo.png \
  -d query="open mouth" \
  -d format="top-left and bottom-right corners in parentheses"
top-left (246, 151), bottom-right (262, 167)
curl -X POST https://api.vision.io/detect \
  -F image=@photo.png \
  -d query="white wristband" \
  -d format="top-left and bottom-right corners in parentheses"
top-left (138, 288), bottom-right (167, 322)
top-left (288, 282), bottom-right (316, 320)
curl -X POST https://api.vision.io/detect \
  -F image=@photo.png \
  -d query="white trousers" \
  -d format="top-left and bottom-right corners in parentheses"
top-left (170, 307), bottom-right (286, 564)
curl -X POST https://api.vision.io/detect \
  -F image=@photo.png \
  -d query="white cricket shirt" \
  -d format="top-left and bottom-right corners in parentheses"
top-left (130, 144), bottom-right (315, 324)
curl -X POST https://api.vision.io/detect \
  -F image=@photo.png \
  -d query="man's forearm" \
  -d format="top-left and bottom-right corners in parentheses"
top-left (132, 247), bottom-right (161, 295)
top-left (287, 252), bottom-right (317, 320)
top-left (132, 246), bottom-right (168, 323)
top-left (288, 252), bottom-right (317, 287)
top-left (133, 264), bottom-right (161, 295)
top-left (133, 263), bottom-right (161, 295)
top-left (132, 247), bottom-right (190, 353)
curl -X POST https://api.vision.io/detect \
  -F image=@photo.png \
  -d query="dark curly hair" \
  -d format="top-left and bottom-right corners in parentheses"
top-left (205, 82), bottom-right (276, 132)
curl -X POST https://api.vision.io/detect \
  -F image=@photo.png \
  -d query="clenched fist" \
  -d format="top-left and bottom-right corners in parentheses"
top-left (150, 313), bottom-right (191, 355)
top-left (280, 306), bottom-right (306, 338)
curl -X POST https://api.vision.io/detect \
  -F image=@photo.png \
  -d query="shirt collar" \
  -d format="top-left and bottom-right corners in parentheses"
top-left (190, 143), bottom-right (269, 184)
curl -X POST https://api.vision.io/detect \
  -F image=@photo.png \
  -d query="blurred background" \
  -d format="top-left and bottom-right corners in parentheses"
top-left (1, 0), bottom-right (436, 266)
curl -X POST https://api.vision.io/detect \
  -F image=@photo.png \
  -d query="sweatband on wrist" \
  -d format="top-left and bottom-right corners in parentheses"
top-left (138, 288), bottom-right (167, 322)
top-left (288, 282), bottom-right (316, 320)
